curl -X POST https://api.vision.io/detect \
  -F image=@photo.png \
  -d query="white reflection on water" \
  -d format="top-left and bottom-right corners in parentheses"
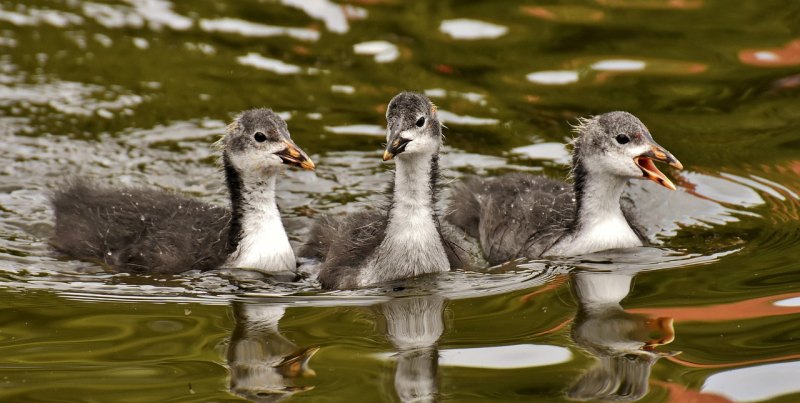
top-left (702, 361), bottom-right (800, 402)
top-left (439, 345), bottom-right (572, 369)
top-left (124, 0), bottom-right (191, 30)
top-left (526, 70), bottom-right (580, 85)
top-left (0, 7), bottom-right (83, 27)
top-left (0, 58), bottom-right (143, 117)
top-left (439, 19), bottom-right (508, 40)
top-left (331, 84), bottom-right (355, 94)
top-left (424, 88), bottom-right (487, 106)
top-left (511, 142), bottom-right (571, 165)
top-left (281, 0), bottom-right (367, 34)
top-left (353, 41), bottom-right (400, 63)
top-left (237, 53), bottom-right (308, 75)
top-left (590, 59), bottom-right (646, 72)
top-left (438, 110), bottom-right (498, 126)
top-left (199, 18), bottom-right (319, 41)
top-left (82, 2), bottom-right (145, 29)
top-left (774, 297), bottom-right (800, 307)
top-left (682, 172), bottom-right (764, 207)
top-left (374, 344), bottom-right (572, 369)
top-left (325, 124), bottom-right (385, 136)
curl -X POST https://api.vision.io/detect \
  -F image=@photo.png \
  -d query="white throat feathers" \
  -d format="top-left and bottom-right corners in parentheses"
top-left (225, 161), bottom-right (296, 273)
top-left (548, 160), bottom-right (642, 256)
top-left (357, 152), bottom-right (449, 286)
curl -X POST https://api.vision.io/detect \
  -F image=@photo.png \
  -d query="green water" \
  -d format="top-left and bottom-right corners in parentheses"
top-left (1, 0), bottom-right (800, 401)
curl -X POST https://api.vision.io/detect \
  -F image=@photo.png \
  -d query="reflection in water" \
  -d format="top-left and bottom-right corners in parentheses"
top-left (568, 270), bottom-right (677, 401)
top-left (380, 295), bottom-right (446, 402)
top-left (227, 302), bottom-right (318, 402)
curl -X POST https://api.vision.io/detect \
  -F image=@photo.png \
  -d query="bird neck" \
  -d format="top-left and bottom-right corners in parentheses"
top-left (223, 155), bottom-right (295, 273)
top-left (573, 163), bottom-right (629, 228)
top-left (549, 158), bottom-right (641, 255)
top-left (392, 152), bottom-right (439, 215)
top-left (361, 152), bottom-right (449, 285)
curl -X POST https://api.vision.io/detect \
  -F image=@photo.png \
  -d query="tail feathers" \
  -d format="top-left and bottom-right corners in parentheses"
top-left (50, 179), bottom-right (119, 264)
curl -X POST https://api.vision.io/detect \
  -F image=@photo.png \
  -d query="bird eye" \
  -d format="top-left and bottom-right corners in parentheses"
top-left (615, 134), bottom-right (630, 144)
top-left (254, 132), bottom-right (267, 142)
top-left (415, 117), bottom-right (425, 127)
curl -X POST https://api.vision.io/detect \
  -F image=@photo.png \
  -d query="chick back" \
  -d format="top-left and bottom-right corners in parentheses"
top-left (51, 180), bottom-right (231, 273)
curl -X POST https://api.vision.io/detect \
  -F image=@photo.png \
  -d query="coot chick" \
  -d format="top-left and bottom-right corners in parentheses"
top-left (447, 112), bottom-right (682, 264)
top-left (300, 92), bottom-right (469, 289)
top-left (51, 108), bottom-right (314, 274)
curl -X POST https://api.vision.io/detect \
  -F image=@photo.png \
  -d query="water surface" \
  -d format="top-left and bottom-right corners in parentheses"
top-left (1, 0), bottom-right (800, 402)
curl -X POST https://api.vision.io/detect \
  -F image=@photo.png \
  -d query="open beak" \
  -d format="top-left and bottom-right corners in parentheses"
top-left (383, 135), bottom-right (412, 161)
top-left (275, 140), bottom-right (315, 170)
top-left (276, 346), bottom-right (320, 378)
top-left (634, 143), bottom-right (683, 190)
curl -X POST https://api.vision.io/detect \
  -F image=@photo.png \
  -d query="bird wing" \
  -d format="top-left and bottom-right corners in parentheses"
top-left (303, 210), bottom-right (389, 289)
top-left (51, 179), bottom-right (230, 273)
top-left (447, 173), bottom-right (575, 265)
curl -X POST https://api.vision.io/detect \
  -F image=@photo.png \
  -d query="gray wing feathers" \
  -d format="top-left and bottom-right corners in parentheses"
top-left (302, 210), bottom-right (388, 289)
top-left (51, 180), bottom-right (230, 273)
top-left (447, 173), bottom-right (576, 265)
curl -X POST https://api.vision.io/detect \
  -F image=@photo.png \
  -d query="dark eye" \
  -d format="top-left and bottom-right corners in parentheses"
top-left (615, 134), bottom-right (630, 144)
top-left (416, 117), bottom-right (425, 127)
top-left (254, 132), bottom-right (267, 142)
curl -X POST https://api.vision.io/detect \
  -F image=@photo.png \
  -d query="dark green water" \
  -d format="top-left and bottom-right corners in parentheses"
top-left (1, 0), bottom-right (800, 401)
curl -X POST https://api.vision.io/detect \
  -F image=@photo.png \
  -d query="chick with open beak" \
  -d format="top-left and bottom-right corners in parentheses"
top-left (445, 110), bottom-right (685, 263)
top-left (634, 142), bottom-right (682, 190)
top-left (574, 111), bottom-right (682, 191)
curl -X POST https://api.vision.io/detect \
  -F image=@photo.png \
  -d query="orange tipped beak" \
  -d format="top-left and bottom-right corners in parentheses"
top-left (383, 137), bottom-right (411, 161)
top-left (276, 140), bottom-right (315, 170)
top-left (634, 144), bottom-right (682, 190)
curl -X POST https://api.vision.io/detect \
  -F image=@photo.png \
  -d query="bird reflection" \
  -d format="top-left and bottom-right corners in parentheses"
top-left (380, 294), bottom-right (446, 403)
top-left (227, 301), bottom-right (318, 402)
top-left (568, 270), bottom-right (677, 401)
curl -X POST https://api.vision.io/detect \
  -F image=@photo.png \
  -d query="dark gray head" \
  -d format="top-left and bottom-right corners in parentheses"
top-left (573, 111), bottom-right (682, 190)
top-left (222, 108), bottom-right (314, 175)
top-left (383, 92), bottom-right (442, 161)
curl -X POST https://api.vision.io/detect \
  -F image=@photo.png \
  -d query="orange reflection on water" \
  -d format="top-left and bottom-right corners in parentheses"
top-left (594, 0), bottom-right (703, 9)
top-left (521, 5), bottom-right (605, 23)
top-left (740, 40), bottom-right (800, 67)
top-left (628, 292), bottom-right (800, 322)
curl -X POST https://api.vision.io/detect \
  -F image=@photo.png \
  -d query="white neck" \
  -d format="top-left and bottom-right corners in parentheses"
top-left (226, 174), bottom-right (296, 273)
top-left (358, 153), bottom-right (449, 286)
top-left (548, 172), bottom-right (642, 256)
